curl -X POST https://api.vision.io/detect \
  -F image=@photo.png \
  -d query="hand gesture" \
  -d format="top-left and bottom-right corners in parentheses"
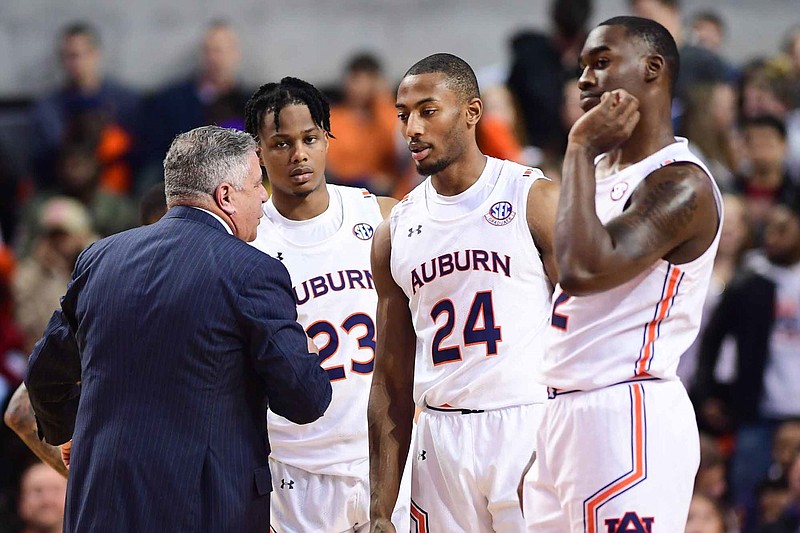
top-left (569, 89), bottom-right (640, 156)
top-left (60, 440), bottom-right (72, 470)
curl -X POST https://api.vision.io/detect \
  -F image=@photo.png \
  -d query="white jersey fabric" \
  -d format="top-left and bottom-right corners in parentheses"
top-left (539, 138), bottom-right (723, 391)
top-left (389, 156), bottom-right (551, 409)
top-left (251, 184), bottom-right (383, 478)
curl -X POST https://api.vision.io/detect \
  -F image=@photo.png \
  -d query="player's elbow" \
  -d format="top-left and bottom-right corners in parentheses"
top-left (4, 392), bottom-right (31, 434)
top-left (557, 267), bottom-right (604, 296)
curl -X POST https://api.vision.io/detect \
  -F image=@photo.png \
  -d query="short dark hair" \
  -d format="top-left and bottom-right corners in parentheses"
top-left (61, 21), bottom-right (101, 48)
top-left (600, 16), bottom-right (680, 94)
top-left (742, 115), bottom-right (787, 140)
top-left (245, 77), bottom-right (334, 140)
top-left (404, 53), bottom-right (480, 102)
top-left (346, 53), bottom-right (382, 75)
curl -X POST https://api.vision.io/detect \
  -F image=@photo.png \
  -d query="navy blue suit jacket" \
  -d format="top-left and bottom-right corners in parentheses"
top-left (24, 206), bottom-right (332, 532)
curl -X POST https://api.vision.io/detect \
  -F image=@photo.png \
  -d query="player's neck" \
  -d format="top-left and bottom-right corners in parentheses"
top-left (429, 149), bottom-right (487, 197)
top-left (271, 184), bottom-right (330, 221)
top-left (604, 110), bottom-right (674, 172)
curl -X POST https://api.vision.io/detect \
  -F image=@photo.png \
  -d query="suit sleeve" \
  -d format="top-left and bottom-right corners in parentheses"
top-left (23, 260), bottom-right (86, 446)
top-left (237, 257), bottom-right (332, 424)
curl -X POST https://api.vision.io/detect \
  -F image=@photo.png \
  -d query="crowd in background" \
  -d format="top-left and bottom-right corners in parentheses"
top-left (0, 0), bottom-right (799, 532)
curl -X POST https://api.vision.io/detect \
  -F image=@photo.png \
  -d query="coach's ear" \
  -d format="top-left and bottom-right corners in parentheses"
top-left (215, 182), bottom-right (236, 216)
top-left (644, 54), bottom-right (665, 84)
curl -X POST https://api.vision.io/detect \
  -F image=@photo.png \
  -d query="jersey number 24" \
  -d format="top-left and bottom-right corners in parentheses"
top-left (430, 291), bottom-right (502, 365)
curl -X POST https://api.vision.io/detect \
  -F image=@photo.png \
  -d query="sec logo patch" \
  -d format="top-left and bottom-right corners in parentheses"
top-left (484, 201), bottom-right (516, 226)
top-left (353, 223), bottom-right (374, 240)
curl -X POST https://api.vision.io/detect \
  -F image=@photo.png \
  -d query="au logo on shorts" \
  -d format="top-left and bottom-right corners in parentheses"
top-left (353, 223), bottom-right (374, 240)
top-left (604, 512), bottom-right (654, 533)
top-left (484, 201), bottom-right (516, 226)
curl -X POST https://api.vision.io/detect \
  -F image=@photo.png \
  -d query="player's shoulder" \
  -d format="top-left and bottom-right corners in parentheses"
top-left (499, 158), bottom-right (548, 184)
top-left (389, 179), bottom-right (427, 220)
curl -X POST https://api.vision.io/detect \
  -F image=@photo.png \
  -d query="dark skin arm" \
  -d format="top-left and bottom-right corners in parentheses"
top-left (557, 90), bottom-right (719, 295)
top-left (368, 220), bottom-right (416, 533)
top-left (526, 178), bottom-right (560, 287)
top-left (3, 383), bottom-right (68, 478)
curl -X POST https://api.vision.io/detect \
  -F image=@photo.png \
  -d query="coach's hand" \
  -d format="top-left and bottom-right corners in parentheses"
top-left (370, 518), bottom-right (396, 533)
top-left (569, 89), bottom-right (640, 157)
top-left (60, 440), bottom-right (72, 470)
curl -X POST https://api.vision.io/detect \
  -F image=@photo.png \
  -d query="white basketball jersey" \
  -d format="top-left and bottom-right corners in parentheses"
top-left (390, 157), bottom-right (552, 410)
top-left (539, 139), bottom-right (723, 391)
top-left (250, 184), bottom-right (383, 478)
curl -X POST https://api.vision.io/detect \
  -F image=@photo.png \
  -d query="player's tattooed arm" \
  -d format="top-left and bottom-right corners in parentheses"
top-left (557, 89), bottom-right (718, 295)
top-left (368, 220), bottom-right (416, 532)
top-left (4, 383), bottom-right (69, 478)
top-left (557, 162), bottom-right (718, 295)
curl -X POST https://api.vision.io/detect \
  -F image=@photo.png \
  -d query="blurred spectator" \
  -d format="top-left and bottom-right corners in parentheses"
top-left (12, 197), bottom-right (96, 353)
top-left (29, 21), bottom-right (140, 189)
top-left (695, 198), bottom-right (800, 530)
top-left (770, 421), bottom-right (800, 481)
top-left (681, 194), bottom-right (751, 392)
top-left (629, 0), bottom-right (733, 126)
top-left (326, 52), bottom-right (405, 196)
top-left (758, 453), bottom-right (800, 533)
top-left (680, 82), bottom-right (742, 191)
top-left (739, 61), bottom-right (793, 121)
top-left (506, 0), bottom-right (592, 165)
top-left (140, 20), bottom-right (249, 191)
top-left (476, 85), bottom-right (524, 164)
top-left (690, 11), bottom-right (726, 54)
top-left (15, 462), bottom-right (66, 533)
top-left (782, 26), bottom-right (800, 108)
top-left (756, 477), bottom-right (792, 530)
top-left (0, 243), bottom-right (25, 408)
top-left (734, 116), bottom-right (800, 243)
top-left (138, 181), bottom-right (167, 226)
top-left (696, 432), bottom-right (730, 502)
top-left (15, 142), bottom-right (137, 257)
top-left (686, 492), bottom-right (730, 533)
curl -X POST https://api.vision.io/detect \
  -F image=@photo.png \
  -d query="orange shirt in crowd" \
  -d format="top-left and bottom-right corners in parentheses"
top-left (327, 94), bottom-right (401, 194)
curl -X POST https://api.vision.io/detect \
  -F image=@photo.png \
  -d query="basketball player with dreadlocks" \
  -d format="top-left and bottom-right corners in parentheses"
top-left (244, 77), bottom-right (410, 533)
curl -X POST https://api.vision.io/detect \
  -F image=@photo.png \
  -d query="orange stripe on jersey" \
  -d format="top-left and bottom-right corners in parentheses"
top-left (584, 384), bottom-right (647, 533)
top-left (636, 265), bottom-right (682, 375)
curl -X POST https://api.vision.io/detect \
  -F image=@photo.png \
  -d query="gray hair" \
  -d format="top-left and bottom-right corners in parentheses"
top-left (163, 126), bottom-right (257, 204)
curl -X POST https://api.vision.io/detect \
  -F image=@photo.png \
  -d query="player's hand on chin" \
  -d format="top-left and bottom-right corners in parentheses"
top-left (369, 518), bottom-right (396, 533)
top-left (569, 89), bottom-right (641, 157)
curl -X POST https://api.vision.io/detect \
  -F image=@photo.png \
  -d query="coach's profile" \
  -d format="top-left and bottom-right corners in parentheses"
top-left (24, 125), bottom-right (332, 532)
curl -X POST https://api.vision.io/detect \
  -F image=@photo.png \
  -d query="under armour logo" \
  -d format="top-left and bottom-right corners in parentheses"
top-left (418, 450), bottom-right (427, 460)
top-left (408, 225), bottom-right (422, 237)
top-left (280, 478), bottom-right (294, 489)
top-left (276, 252), bottom-right (284, 261)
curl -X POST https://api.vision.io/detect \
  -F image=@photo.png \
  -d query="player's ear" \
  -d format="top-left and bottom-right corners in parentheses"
top-left (466, 97), bottom-right (483, 126)
top-left (644, 54), bottom-right (665, 84)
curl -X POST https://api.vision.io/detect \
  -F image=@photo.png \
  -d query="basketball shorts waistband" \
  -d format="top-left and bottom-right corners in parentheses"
top-left (547, 375), bottom-right (663, 399)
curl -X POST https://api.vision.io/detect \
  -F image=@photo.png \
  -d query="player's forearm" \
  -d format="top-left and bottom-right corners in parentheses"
top-left (368, 379), bottom-right (414, 520)
top-left (556, 143), bottom-right (616, 293)
top-left (4, 384), bottom-right (68, 478)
